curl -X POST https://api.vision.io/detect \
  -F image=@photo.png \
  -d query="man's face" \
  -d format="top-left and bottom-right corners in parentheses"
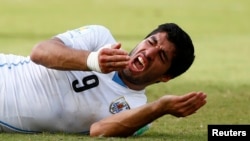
top-left (120, 32), bottom-right (176, 89)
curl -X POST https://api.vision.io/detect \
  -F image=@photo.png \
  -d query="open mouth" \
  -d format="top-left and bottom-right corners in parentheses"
top-left (130, 55), bottom-right (146, 72)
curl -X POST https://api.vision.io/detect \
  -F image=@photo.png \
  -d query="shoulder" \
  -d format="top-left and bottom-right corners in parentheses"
top-left (56, 24), bottom-right (113, 38)
top-left (77, 24), bottom-right (115, 42)
top-left (78, 25), bottom-right (112, 35)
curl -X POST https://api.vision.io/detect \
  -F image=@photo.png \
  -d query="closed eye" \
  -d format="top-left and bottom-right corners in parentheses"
top-left (159, 50), bottom-right (168, 63)
top-left (147, 39), bottom-right (154, 46)
top-left (148, 36), bottom-right (168, 63)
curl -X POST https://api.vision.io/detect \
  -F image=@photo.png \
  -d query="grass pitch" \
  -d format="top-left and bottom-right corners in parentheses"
top-left (0, 0), bottom-right (250, 140)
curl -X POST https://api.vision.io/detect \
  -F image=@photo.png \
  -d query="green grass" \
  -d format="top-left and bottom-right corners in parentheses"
top-left (0, 0), bottom-right (250, 140)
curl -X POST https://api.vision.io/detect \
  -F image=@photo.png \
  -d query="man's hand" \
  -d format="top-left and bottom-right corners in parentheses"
top-left (159, 92), bottom-right (207, 117)
top-left (98, 43), bottom-right (130, 73)
top-left (90, 92), bottom-right (207, 137)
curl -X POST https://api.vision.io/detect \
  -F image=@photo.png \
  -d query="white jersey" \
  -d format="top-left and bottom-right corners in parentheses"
top-left (0, 25), bottom-right (147, 134)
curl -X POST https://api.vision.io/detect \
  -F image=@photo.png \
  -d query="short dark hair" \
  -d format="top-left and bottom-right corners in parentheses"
top-left (145, 23), bottom-right (195, 79)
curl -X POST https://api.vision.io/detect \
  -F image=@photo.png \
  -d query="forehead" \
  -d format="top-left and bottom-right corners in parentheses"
top-left (148, 32), bottom-right (176, 54)
top-left (149, 32), bottom-right (171, 44)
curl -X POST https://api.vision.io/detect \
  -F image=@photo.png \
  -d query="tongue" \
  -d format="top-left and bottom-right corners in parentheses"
top-left (134, 60), bottom-right (144, 70)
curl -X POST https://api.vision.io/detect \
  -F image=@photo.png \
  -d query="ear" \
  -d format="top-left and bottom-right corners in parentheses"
top-left (160, 75), bottom-right (171, 82)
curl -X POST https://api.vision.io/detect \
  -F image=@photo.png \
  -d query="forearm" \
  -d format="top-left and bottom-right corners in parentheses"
top-left (30, 38), bottom-right (90, 71)
top-left (90, 99), bottom-right (165, 137)
top-left (89, 92), bottom-right (207, 137)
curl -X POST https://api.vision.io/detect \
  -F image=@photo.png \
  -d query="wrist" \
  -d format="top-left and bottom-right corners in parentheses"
top-left (87, 52), bottom-right (101, 72)
top-left (86, 44), bottom-right (112, 72)
top-left (154, 97), bottom-right (168, 115)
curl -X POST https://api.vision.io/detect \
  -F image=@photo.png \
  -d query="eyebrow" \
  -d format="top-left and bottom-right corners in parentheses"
top-left (151, 36), bottom-right (169, 62)
top-left (150, 36), bottom-right (158, 45)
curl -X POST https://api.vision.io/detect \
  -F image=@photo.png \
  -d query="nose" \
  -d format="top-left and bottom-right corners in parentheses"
top-left (144, 46), bottom-right (160, 61)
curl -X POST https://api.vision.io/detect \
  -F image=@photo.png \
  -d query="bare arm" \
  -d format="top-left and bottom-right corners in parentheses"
top-left (90, 92), bottom-right (207, 137)
top-left (30, 38), bottom-right (130, 72)
top-left (30, 38), bottom-right (90, 70)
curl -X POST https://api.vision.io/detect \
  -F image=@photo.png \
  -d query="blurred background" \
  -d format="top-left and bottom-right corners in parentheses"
top-left (0, 0), bottom-right (249, 140)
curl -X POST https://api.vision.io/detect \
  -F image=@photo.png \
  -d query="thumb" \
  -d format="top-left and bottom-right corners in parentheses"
top-left (111, 43), bottom-right (121, 49)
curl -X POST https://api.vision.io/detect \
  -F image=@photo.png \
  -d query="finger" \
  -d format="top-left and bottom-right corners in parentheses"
top-left (100, 48), bottom-right (129, 56)
top-left (111, 43), bottom-right (121, 49)
top-left (105, 61), bottom-right (128, 68)
top-left (99, 60), bottom-right (129, 73)
top-left (184, 92), bottom-right (206, 108)
top-left (102, 55), bottom-right (130, 63)
top-left (180, 92), bottom-right (206, 102)
top-left (175, 92), bottom-right (205, 111)
top-left (99, 55), bottom-right (129, 70)
top-left (99, 48), bottom-right (130, 64)
top-left (182, 93), bottom-right (207, 116)
top-left (178, 92), bottom-right (198, 102)
top-left (184, 100), bottom-right (207, 117)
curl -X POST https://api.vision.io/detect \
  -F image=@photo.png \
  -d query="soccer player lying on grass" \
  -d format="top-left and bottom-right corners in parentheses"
top-left (0, 23), bottom-right (206, 137)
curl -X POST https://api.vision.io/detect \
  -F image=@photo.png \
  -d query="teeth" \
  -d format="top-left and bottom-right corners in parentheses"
top-left (133, 64), bottom-right (137, 69)
top-left (138, 57), bottom-right (145, 66)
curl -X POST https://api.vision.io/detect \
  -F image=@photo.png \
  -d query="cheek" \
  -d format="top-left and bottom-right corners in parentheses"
top-left (151, 62), bottom-right (170, 75)
top-left (129, 42), bottom-right (147, 55)
top-left (129, 47), bottom-right (138, 56)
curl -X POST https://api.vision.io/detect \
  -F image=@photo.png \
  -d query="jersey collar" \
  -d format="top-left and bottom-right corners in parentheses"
top-left (112, 71), bottom-right (127, 88)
